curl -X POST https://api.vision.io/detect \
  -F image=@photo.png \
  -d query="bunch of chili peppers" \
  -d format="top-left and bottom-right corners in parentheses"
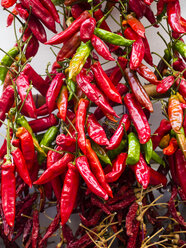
top-left (0, 0), bottom-right (185, 247)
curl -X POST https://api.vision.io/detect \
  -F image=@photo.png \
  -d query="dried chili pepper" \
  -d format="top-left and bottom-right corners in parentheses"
top-left (126, 201), bottom-right (138, 236)
top-left (127, 220), bottom-right (140, 248)
top-left (80, 17), bottom-right (96, 43)
top-left (126, 132), bottom-right (140, 165)
top-left (175, 149), bottom-right (186, 196)
top-left (32, 209), bottom-right (39, 248)
top-left (57, 85), bottom-right (68, 121)
top-left (29, 114), bottom-right (58, 133)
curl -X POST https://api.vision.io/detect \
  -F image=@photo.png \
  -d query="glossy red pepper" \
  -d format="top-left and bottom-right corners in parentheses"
top-left (46, 73), bottom-right (65, 113)
top-left (105, 153), bottom-right (127, 183)
top-left (6, 8), bottom-right (17, 27)
top-left (175, 149), bottom-right (186, 196)
top-left (45, 10), bottom-right (91, 45)
top-left (128, 0), bottom-right (145, 19)
top-left (1, 161), bottom-right (16, 227)
top-left (173, 57), bottom-right (186, 79)
top-left (91, 61), bottom-right (122, 104)
top-left (163, 137), bottom-right (178, 155)
top-left (0, 139), bottom-right (7, 160)
top-left (124, 93), bottom-right (151, 144)
top-left (130, 153), bottom-right (150, 189)
top-left (34, 153), bottom-right (74, 185)
top-left (136, 63), bottom-right (159, 85)
top-left (144, 0), bottom-right (154, 5)
top-left (156, 75), bottom-right (175, 93)
top-left (80, 17), bottom-right (96, 43)
top-left (149, 167), bottom-right (167, 186)
top-left (76, 156), bottom-right (108, 200)
top-left (39, 0), bottom-right (60, 23)
top-left (176, 77), bottom-right (186, 98)
top-left (56, 134), bottom-right (76, 153)
top-left (143, 35), bottom-right (153, 66)
top-left (23, 29), bottom-right (39, 59)
top-left (29, 114), bottom-right (58, 133)
top-left (106, 114), bottom-right (130, 150)
top-left (57, 85), bottom-right (68, 121)
top-left (126, 14), bottom-right (145, 38)
top-left (36, 104), bottom-right (49, 117)
top-left (91, 35), bottom-right (115, 61)
top-left (1, 0), bottom-right (16, 8)
top-left (87, 114), bottom-right (109, 146)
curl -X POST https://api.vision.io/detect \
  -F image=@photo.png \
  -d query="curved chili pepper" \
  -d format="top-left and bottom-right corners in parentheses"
top-left (126, 132), bottom-right (140, 165)
top-left (151, 150), bottom-right (165, 166)
top-left (124, 93), bottom-right (151, 144)
top-left (168, 94), bottom-right (183, 133)
top-left (91, 61), bottom-right (122, 104)
top-left (1, 0), bottom-right (16, 8)
top-left (136, 63), bottom-right (159, 84)
top-left (106, 114), bottom-right (130, 150)
top-left (36, 104), bottom-right (49, 117)
top-left (124, 68), bottom-right (153, 112)
top-left (175, 149), bottom-right (186, 196)
top-left (11, 147), bottom-right (32, 187)
top-left (45, 10), bottom-right (91, 45)
top-left (91, 35), bottom-right (115, 61)
top-left (172, 127), bottom-right (186, 159)
top-left (31, 209), bottom-right (39, 248)
top-left (87, 114), bottom-right (109, 146)
top-left (39, 0), bottom-right (60, 23)
top-left (105, 153), bottom-right (127, 183)
top-left (130, 153), bottom-right (150, 189)
top-left (1, 160), bottom-right (16, 227)
top-left (143, 138), bottom-right (153, 164)
top-left (29, 114), bottom-right (58, 133)
top-left (149, 167), bottom-right (167, 186)
top-left (144, 4), bottom-right (159, 27)
top-left (16, 127), bottom-right (35, 170)
top-left (57, 85), bottom-right (68, 121)
top-left (126, 201), bottom-right (138, 237)
top-left (34, 153), bottom-right (74, 185)
top-left (173, 57), bottom-right (186, 79)
top-left (76, 156), bottom-right (108, 200)
top-left (76, 98), bottom-right (89, 155)
top-left (143, 35), bottom-right (153, 66)
top-left (91, 142), bottom-right (112, 165)
top-left (163, 137), bottom-right (178, 155)
top-left (174, 40), bottom-right (186, 59)
top-left (23, 29), bottom-right (39, 59)
top-left (156, 75), bottom-right (175, 93)
top-left (20, 0), bottom-right (57, 33)
top-left (128, 0), bottom-right (145, 19)
top-left (126, 14), bottom-right (145, 38)
top-left (80, 17), bottom-right (96, 43)
top-left (176, 77), bottom-right (186, 98)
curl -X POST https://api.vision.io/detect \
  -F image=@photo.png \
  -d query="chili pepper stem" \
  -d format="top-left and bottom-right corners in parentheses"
top-left (97, 7), bottom-right (114, 28)
top-left (152, 52), bottom-right (175, 73)
top-left (41, 144), bottom-right (74, 155)
top-left (6, 117), bottom-right (11, 160)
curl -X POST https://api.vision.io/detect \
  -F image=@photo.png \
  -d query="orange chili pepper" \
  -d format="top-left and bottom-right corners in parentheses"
top-left (57, 85), bottom-right (68, 121)
top-left (163, 137), bottom-right (178, 155)
top-left (125, 14), bottom-right (145, 38)
top-left (159, 134), bottom-right (170, 149)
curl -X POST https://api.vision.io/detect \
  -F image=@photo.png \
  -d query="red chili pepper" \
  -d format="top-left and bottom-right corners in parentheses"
top-left (156, 75), bottom-right (175, 93)
top-left (124, 93), bottom-right (151, 144)
top-left (56, 134), bottom-right (76, 153)
top-left (124, 68), bottom-right (153, 112)
top-left (80, 17), bottom-right (96, 43)
top-left (71, 4), bottom-right (85, 19)
top-left (136, 63), bottom-right (159, 85)
top-left (46, 73), bottom-right (65, 113)
top-left (0, 139), bottom-right (7, 160)
top-left (176, 77), bottom-right (186, 98)
top-left (32, 209), bottom-right (39, 248)
top-left (105, 153), bottom-right (127, 182)
top-left (87, 114), bottom-right (109, 146)
top-left (76, 69), bottom-right (119, 118)
top-left (1, 0), bottom-right (16, 8)
top-left (143, 35), bottom-right (153, 66)
top-left (45, 10), bottom-right (91, 45)
top-left (144, 4), bottom-right (159, 28)
top-left (163, 137), bottom-right (178, 155)
top-left (168, 154), bottom-right (179, 185)
top-left (126, 202), bottom-right (138, 236)
top-left (127, 220), bottom-right (140, 248)
top-left (130, 153), bottom-right (150, 189)
top-left (106, 114), bottom-right (130, 150)
top-left (126, 14), bottom-right (145, 38)
top-left (128, 0), bottom-right (145, 19)
top-left (91, 35), bottom-right (115, 61)
top-left (167, 0), bottom-right (185, 33)
top-left (39, 0), bottom-right (60, 23)
top-left (22, 29), bottom-right (39, 59)
top-left (151, 119), bottom-right (172, 149)
top-left (16, 127), bottom-right (35, 170)
top-left (57, 85), bottom-right (68, 121)
top-left (6, 8), bottom-right (17, 27)
top-left (175, 149), bottom-right (186, 196)
top-left (173, 57), bottom-right (186, 80)
top-left (168, 94), bottom-right (183, 133)
top-left (36, 104), bottom-right (49, 117)
top-left (76, 156), bottom-right (109, 200)
top-left (109, 57), bottom-right (128, 85)
top-left (91, 61), bottom-right (122, 104)
top-left (0, 86), bottom-right (14, 127)
top-left (157, 0), bottom-right (165, 16)
top-left (1, 161), bottom-right (16, 227)
top-left (29, 114), bottom-right (58, 133)
top-left (20, 0), bottom-right (57, 33)
top-left (11, 147), bottom-right (32, 188)
top-left (149, 167), bottom-right (167, 186)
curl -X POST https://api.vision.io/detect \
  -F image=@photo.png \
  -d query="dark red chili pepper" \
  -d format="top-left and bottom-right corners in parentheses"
top-left (167, 0), bottom-right (185, 33)
top-left (151, 119), bottom-right (172, 149)
top-left (144, 4), bottom-right (159, 27)
top-left (91, 195), bottom-right (111, 215)
top-left (61, 162), bottom-right (79, 225)
top-left (20, 0), bottom-right (57, 33)
top-left (142, 35), bottom-right (153, 66)
top-left (16, 73), bottom-right (37, 119)
top-left (156, 75), bottom-right (175, 93)
top-left (107, 195), bottom-right (136, 211)
top-left (11, 147), bottom-right (32, 188)
top-left (128, 0), bottom-right (145, 19)
top-left (167, 154), bottom-right (179, 185)
top-left (106, 114), bottom-right (130, 150)
top-left (163, 137), bottom-right (178, 155)
top-left (34, 153), bottom-right (74, 185)
top-left (126, 14), bottom-right (145, 38)
top-left (87, 114), bottom-right (109, 146)
top-left (36, 104), bottom-right (49, 117)
top-left (29, 114), bottom-right (58, 133)
top-left (126, 201), bottom-right (138, 236)
top-left (76, 156), bottom-right (108, 200)
top-left (39, 0), bottom-right (60, 23)
top-left (109, 57), bottom-right (128, 86)
top-left (136, 63), bottom-right (159, 85)
top-left (130, 153), bottom-right (150, 189)
top-left (127, 220), bottom-right (140, 248)
top-left (32, 209), bottom-right (39, 248)
top-left (0, 139), bottom-right (7, 160)
top-left (124, 93), bottom-right (151, 144)
top-left (76, 69), bottom-right (119, 118)
top-left (0, 85), bottom-right (14, 127)
top-left (1, 161), bottom-right (16, 227)
top-left (124, 68), bottom-right (153, 112)
top-left (76, 98), bottom-right (89, 155)
top-left (176, 77), bottom-right (186, 98)
top-left (71, 4), bottom-right (85, 19)
top-left (91, 35), bottom-right (115, 61)
top-left (45, 10), bottom-right (91, 45)
top-left (157, 0), bottom-right (165, 16)
top-left (79, 210), bottom-right (103, 227)
top-left (80, 17), bottom-right (96, 43)
top-left (56, 134), bottom-right (76, 153)
top-left (22, 30), bottom-right (39, 59)
top-left (46, 73), bottom-right (65, 113)
top-left (22, 218), bottom-right (32, 245)
top-left (173, 57), bottom-right (186, 79)
top-left (149, 167), bottom-right (167, 186)
top-left (175, 149), bottom-right (186, 196)
top-left (57, 85), bottom-right (68, 121)
top-left (105, 153), bottom-right (127, 182)
top-left (91, 61), bottom-right (122, 104)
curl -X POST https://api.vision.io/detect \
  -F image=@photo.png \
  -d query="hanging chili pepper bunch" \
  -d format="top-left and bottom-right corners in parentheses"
top-left (0, 0), bottom-right (186, 247)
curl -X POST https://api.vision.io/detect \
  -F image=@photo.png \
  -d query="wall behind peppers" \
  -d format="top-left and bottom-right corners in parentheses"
top-left (0, 2), bottom-right (186, 247)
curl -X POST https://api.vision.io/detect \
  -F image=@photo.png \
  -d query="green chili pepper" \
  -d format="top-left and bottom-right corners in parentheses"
top-left (68, 41), bottom-right (93, 82)
top-left (67, 78), bottom-right (76, 101)
top-left (0, 47), bottom-right (19, 82)
top-left (38, 126), bottom-right (59, 164)
top-left (164, 48), bottom-right (172, 62)
top-left (94, 28), bottom-right (134, 47)
top-left (142, 138), bottom-right (153, 164)
top-left (36, 133), bottom-right (45, 143)
top-left (174, 40), bottom-right (186, 58)
top-left (126, 132), bottom-right (140, 165)
top-left (151, 151), bottom-right (165, 167)
top-left (107, 139), bottom-right (127, 161)
top-left (91, 142), bottom-right (112, 165)
top-left (17, 116), bottom-right (46, 157)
